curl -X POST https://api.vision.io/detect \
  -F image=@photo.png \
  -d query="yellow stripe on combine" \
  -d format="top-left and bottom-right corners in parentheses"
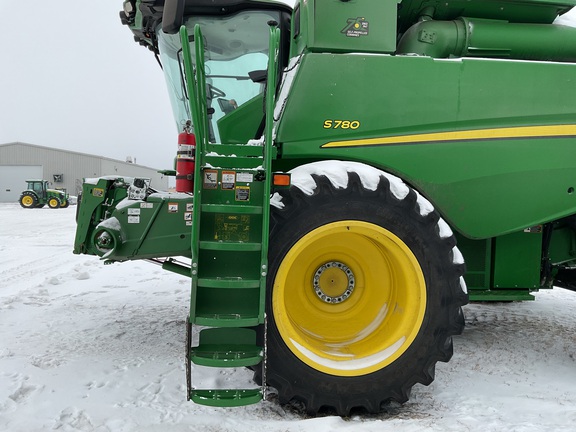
top-left (321, 125), bottom-right (576, 148)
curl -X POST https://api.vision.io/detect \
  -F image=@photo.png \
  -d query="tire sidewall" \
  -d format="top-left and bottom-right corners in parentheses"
top-left (48, 197), bottom-right (61, 209)
top-left (19, 192), bottom-right (38, 208)
top-left (266, 174), bottom-right (462, 410)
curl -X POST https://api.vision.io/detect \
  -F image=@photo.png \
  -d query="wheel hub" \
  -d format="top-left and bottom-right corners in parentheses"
top-left (94, 231), bottom-right (115, 253)
top-left (313, 261), bottom-right (355, 304)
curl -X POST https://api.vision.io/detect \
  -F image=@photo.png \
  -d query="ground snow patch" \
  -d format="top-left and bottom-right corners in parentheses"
top-left (2, 203), bottom-right (576, 431)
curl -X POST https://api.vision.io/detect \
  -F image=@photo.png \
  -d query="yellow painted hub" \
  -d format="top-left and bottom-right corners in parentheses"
top-left (272, 221), bottom-right (426, 376)
top-left (22, 196), bottom-right (34, 206)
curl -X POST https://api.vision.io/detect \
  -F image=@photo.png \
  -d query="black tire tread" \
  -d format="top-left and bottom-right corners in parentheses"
top-left (262, 164), bottom-right (468, 416)
top-left (19, 191), bottom-right (38, 209)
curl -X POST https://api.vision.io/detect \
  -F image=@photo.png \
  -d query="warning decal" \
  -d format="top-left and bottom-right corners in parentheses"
top-left (235, 186), bottom-right (250, 202)
top-left (222, 171), bottom-right (236, 190)
top-left (203, 170), bottom-right (218, 189)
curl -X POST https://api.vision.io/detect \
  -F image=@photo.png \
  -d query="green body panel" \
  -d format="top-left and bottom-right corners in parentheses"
top-left (217, 94), bottom-right (264, 144)
top-left (275, 53), bottom-right (576, 239)
top-left (549, 224), bottom-right (576, 264)
top-left (493, 230), bottom-right (542, 289)
top-left (295, 0), bottom-right (399, 54)
top-left (456, 232), bottom-right (542, 300)
top-left (73, 177), bottom-right (194, 261)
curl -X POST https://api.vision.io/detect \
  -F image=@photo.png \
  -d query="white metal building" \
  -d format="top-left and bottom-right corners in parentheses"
top-left (0, 142), bottom-right (169, 203)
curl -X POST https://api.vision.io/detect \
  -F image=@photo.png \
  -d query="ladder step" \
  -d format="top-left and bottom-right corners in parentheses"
top-left (190, 389), bottom-right (263, 407)
top-left (195, 314), bottom-right (260, 327)
top-left (206, 143), bottom-right (264, 157)
top-left (199, 241), bottom-right (262, 251)
top-left (194, 327), bottom-right (259, 361)
top-left (204, 156), bottom-right (263, 170)
top-left (198, 278), bottom-right (260, 288)
top-left (201, 204), bottom-right (263, 214)
top-left (190, 345), bottom-right (262, 367)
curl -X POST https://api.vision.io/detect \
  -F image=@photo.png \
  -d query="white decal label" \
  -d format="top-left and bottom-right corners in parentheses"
top-left (236, 173), bottom-right (253, 183)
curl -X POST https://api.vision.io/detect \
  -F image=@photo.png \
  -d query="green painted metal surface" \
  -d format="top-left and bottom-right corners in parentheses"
top-left (190, 389), bottom-right (263, 407)
top-left (275, 53), bottom-right (576, 239)
top-left (295, 0), bottom-right (399, 54)
top-left (70, 0), bottom-right (576, 411)
top-left (492, 231), bottom-right (542, 289)
top-left (469, 289), bottom-right (536, 301)
top-left (397, 0), bottom-right (576, 31)
top-left (191, 328), bottom-right (262, 367)
top-left (397, 17), bottom-right (576, 60)
top-left (89, 2), bottom-right (576, 310)
top-left (175, 21), bottom-right (280, 407)
top-left (73, 177), bottom-right (194, 262)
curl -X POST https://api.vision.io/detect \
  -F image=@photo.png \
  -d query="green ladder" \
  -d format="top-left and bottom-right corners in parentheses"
top-left (179, 23), bottom-right (280, 407)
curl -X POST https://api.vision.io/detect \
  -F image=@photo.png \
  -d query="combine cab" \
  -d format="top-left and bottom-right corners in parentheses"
top-left (74, 0), bottom-right (576, 415)
top-left (19, 180), bottom-right (69, 209)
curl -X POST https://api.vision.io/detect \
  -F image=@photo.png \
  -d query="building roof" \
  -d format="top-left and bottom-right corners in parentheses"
top-left (0, 141), bottom-right (158, 171)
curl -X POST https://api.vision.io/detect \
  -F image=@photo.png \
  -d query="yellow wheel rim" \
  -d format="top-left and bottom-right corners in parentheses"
top-left (272, 221), bottom-right (426, 376)
top-left (49, 198), bottom-right (58, 207)
top-left (22, 196), bottom-right (34, 206)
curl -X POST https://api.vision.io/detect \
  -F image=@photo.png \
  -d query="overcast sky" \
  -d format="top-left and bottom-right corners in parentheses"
top-left (1, 1), bottom-right (573, 171)
top-left (1, 1), bottom-right (180, 170)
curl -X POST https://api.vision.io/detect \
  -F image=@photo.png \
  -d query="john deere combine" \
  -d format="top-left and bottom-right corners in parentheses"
top-left (74, 0), bottom-right (576, 415)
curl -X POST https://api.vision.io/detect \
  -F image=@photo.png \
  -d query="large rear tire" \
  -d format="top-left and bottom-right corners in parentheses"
top-left (19, 192), bottom-right (38, 208)
top-left (264, 161), bottom-right (468, 415)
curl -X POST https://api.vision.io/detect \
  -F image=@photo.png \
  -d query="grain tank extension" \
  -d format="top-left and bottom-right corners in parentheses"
top-left (73, 0), bottom-right (576, 415)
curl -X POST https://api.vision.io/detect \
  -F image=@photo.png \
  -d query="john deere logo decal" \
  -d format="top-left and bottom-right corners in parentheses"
top-left (342, 17), bottom-right (369, 37)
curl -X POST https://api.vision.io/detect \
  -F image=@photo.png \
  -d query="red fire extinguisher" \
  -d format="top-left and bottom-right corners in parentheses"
top-left (175, 121), bottom-right (196, 192)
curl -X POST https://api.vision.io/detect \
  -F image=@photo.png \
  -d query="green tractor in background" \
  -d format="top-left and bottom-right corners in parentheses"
top-left (19, 180), bottom-right (69, 209)
top-left (73, 0), bottom-right (576, 416)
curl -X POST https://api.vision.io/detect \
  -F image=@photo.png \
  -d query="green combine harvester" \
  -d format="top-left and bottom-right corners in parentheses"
top-left (74, 0), bottom-right (576, 415)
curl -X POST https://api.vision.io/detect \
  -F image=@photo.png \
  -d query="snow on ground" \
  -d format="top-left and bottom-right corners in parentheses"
top-left (1, 203), bottom-right (576, 431)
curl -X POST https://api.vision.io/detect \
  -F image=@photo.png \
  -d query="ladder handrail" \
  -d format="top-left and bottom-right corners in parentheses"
top-left (179, 25), bottom-right (205, 150)
top-left (259, 23), bottom-right (281, 321)
top-left (179, 24), bottom-right (206, 325)
top-left (178, 21), bottom-right (281, 407)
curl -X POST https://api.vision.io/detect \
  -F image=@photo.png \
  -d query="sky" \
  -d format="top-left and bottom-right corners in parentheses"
top-left (1, 1), bottom-right (181, 170)
top-left (0, 1), bottom-right (573, 171)
top-left (0, 0), bottom-right (295, 172)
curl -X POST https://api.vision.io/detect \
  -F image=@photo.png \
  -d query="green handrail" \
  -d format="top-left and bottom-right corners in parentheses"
top-left (259, 23), bottom-right (280, 322)
top-left (178, 24), bottom-right (206, 325)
